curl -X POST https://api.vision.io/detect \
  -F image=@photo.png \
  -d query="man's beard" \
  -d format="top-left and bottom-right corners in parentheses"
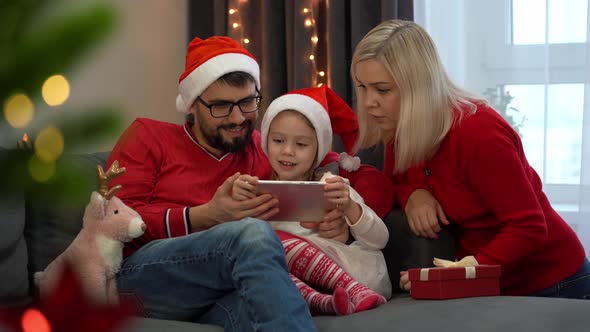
top-left (198, 120), bottom-right (254, 153)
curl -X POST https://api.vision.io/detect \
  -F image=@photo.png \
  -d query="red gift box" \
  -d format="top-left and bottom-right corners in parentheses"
top-left (408, 265), bottom-right (501, 300)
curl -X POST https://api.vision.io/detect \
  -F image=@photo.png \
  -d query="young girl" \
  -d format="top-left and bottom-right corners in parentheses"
top-left (233, 86), bottom-right (391, 315)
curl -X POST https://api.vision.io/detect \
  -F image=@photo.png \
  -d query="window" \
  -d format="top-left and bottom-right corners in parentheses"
top-left (505, 83), bottom-right (584, 185)
top-left (512, 0), bottom-right (587, 45)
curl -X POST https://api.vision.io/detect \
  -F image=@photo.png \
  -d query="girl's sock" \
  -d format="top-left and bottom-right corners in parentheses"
top-left (290, 273), bottom-right (353, 315)
top-left (277, 230), bottom-right (386, 313)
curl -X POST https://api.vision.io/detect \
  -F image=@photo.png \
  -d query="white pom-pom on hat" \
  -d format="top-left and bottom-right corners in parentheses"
top-left (338, 152), bottom-right (361, 172)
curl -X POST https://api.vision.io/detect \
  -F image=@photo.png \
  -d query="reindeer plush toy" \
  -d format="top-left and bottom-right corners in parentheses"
top-left (34, 161), bottom-right (146, 306)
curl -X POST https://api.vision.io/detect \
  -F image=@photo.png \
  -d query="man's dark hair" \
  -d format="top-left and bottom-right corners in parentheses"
top-left (217, 71), bottom-right (256, 88)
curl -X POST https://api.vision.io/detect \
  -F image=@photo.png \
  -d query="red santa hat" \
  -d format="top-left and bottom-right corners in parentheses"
top-left (176, 36), bottom-right (260, 113)
top-left (261, 85), bottom-right (361, 171)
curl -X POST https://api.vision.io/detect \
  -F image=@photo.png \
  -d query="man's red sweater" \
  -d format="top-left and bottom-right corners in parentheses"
top-left (108, 118), bottom-right (273, 257)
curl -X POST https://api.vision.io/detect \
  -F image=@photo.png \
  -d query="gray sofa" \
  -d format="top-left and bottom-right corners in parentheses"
top-left (2, 150), bottom-right (590, 332)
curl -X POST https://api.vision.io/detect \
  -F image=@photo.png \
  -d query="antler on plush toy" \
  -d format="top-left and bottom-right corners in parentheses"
top-left (35, 161), bottom-right (146, 306)
top-left (97, 160), bottom-right (125, 199)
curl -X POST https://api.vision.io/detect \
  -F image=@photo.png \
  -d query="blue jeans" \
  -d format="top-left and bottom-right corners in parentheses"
top-left (117, 218), bottom-right (316, 332)
top-left (531, 257), bottom-right (590, 299)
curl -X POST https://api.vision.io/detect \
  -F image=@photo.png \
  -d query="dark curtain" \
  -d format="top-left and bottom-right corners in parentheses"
top-left (187, 0), bottom-right (413, 169)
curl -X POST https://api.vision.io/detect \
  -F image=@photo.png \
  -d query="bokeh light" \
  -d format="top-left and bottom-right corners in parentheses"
top-left (4, 93), bottom-right (34, 128)
top-left (21, 308), bottom-right (52, 332)
top-left (29, 155), bottom-right (56, 183)
top-left (34, 126), bottom-right (64, 162)
top-left (42, 74), bottom-right (70, 106)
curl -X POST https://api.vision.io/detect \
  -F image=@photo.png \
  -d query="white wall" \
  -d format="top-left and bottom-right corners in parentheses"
top-left (1, 1), bottom-right (188, 151)
top-left (65, 0), bottom-right (187, 150)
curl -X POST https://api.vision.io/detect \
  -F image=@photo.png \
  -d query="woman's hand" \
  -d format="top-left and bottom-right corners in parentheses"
top-left (405, 189), bottom-right (449, 239)
top-left (231, 174), bottom-right (259, 201)
top-left (399, 271), bottom-right (411, 291)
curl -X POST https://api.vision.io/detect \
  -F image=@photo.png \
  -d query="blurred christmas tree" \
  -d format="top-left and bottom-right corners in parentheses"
top-left (483, 85), bottom-right (527, 137)
top-left (0, 0), bottom-right (123, 205)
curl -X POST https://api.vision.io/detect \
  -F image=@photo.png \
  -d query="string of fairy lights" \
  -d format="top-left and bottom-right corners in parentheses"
top-left (227, 0), bottom-right (326, 88)
top-left (227, 2), bottom-right (248, 46)
top-left (302, 5), bottom-right (326, 88)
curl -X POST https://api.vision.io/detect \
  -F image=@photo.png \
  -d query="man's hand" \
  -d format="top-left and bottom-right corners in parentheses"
top-left (405, 189), bottom-right (449, 239)
top-left (192, 173), bottom-right (279, 229)
top-left (300, 208), bottom-right (349, 243)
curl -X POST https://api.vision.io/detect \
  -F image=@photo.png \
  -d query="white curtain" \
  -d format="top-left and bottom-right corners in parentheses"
top-left (415, 0), bottom-right (590, 255)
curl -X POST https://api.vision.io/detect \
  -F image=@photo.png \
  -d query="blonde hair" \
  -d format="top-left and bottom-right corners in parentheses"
top-left (351, 20), bottom-right (486, 173)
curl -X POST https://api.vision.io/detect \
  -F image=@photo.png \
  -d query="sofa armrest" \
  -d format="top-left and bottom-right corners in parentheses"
top-left (381, 210), bottom-right (456, 293)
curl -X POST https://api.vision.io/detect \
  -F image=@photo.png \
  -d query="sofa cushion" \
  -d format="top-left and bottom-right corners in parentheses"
top-left (24, 152), bottom-right (110, 291)
top-left (0, 190), bottom-right (29, 307)
top-left (313, 295), bottom-right (590, 331)
top-left (123, 317), bottom-right (222, 332)
top-left (382, 210), bottom-right (456, 293)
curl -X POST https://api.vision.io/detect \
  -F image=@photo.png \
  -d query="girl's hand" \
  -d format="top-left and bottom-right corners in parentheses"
top-left (199, 173), bottom-right (278, 228)
top-left (405, 189), bottom-right (449, 239)
top-left (323, 176), bottom-right (351, 211)
top-left (231, 174), bottom-right (259, 201)
top-left (300, 208), bottom-right (350, 243)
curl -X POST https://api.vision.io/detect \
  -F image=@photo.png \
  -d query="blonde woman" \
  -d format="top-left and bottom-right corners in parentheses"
top-left (351, 19), bottom-right (590, 299)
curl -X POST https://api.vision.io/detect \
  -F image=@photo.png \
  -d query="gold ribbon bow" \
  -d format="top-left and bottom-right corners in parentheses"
top-left (433, 256), bottom-right (479, 268)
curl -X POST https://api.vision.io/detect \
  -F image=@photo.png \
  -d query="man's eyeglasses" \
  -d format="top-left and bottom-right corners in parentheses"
top-left (196, 95), bottom-right (262, 118)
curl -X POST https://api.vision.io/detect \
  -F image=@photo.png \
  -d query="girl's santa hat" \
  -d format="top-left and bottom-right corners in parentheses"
top-left (261, 85), bottom-right (361, 171)
top-left (176, 36), bottom-right (260, 113)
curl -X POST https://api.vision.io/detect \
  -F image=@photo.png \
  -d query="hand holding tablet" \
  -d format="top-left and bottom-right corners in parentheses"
top-left (255, 180), bottom-right (333, 222)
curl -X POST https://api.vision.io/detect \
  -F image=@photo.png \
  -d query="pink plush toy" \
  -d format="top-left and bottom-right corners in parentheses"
top-left (34, 161), bottom-right (146, 306)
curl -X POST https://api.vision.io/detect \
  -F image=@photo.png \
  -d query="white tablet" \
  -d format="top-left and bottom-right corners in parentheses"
top-left (256, 180), bottom-right (333, 222)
